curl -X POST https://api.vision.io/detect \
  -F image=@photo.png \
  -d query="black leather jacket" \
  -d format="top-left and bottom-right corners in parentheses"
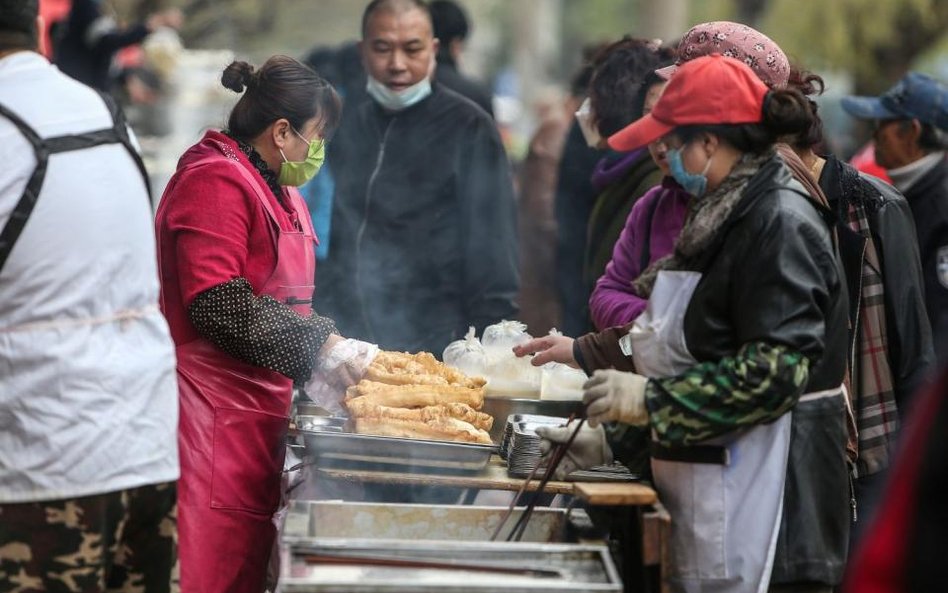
top-left (681, 156), bottom-right (849, 393)
top-left (680, 155), bottom-right (851, 585)
top-left (821, 156), bottom-right (935, 411)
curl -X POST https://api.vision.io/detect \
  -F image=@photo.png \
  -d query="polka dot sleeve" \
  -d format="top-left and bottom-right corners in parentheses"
top-left (188, 277), bottom-right (338, 383)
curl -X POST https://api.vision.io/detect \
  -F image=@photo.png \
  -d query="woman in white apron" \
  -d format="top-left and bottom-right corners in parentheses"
top-left (523, 55), bottom-right (850, 593)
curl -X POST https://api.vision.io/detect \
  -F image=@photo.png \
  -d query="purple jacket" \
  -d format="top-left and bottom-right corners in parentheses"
top-left (588, 177), bottom-right (692, 330)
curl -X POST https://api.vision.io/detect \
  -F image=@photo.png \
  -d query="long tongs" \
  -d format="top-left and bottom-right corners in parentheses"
top-left (490, 414), bottom-right (587, 542)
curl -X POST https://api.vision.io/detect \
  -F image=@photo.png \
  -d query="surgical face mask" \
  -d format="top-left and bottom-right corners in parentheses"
top-left (666, 144), bottom-right (713, 198)
top-left (365, 75), bottom-right (432, 111)
top-left (278, 128), bottom-right (325, 187)
top-left (575, 97), bottom-right (601, 148)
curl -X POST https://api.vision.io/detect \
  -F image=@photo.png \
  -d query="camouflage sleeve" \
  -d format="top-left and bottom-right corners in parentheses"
top-left (644, 341), bottom-right (810, 447)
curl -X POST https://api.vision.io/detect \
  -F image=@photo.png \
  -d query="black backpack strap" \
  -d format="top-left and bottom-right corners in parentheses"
top-left (638, 192), bottom-right (662, 272)
top-left (0, 95), bottom-right (151, 275)
top-left (95, 92), bottom-right (153, 205)
top-left (0, 102), bottom-right (49, 274)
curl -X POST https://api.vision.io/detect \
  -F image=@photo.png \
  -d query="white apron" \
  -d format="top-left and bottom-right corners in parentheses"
top-left (621, 271), bottom-right (791, 593)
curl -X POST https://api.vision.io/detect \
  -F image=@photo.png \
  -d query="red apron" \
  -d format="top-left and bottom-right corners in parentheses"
top-left (158, 158), bottom-right (316, 593)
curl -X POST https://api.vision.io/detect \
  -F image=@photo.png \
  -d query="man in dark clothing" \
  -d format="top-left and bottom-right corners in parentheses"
top-left (429, 0), bottom-right (493, 117)
top-left (555, 121), bottom-right (605, 337)
top-left (54, 0), bottom-right (181, 91)
top-left (316, 0), bottom-right (518, 356)
top-left (843, 72), bottom-right (948, 362)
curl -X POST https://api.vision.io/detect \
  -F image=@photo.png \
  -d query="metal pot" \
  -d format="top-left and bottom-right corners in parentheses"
top-left (481, 397), bottom-right (583, 443)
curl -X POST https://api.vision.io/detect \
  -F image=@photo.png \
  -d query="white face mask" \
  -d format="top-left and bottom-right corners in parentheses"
top-left (575, 97), bottom-right (601, 148)
top-left (366, 75), bottom-right (433, 111)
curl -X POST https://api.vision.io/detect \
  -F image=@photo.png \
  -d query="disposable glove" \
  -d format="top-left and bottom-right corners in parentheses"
top-left (304, 338), bottom-right (379, 414)
top-left (535, 421), bottom-right (613, 480)
top-left (582, 369), bottom-right (649, 428)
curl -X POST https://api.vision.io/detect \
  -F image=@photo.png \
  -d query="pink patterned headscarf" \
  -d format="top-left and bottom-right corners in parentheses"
top-left (657, 21), bottom-right (790, 88)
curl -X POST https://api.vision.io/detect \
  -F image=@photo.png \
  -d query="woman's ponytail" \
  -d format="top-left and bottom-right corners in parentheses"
top-left (761, 88), bottom-right (815, 139)
top-left (221, 61), bottom-right (256, 93)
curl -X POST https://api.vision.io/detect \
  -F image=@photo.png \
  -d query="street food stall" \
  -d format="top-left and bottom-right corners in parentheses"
top-left (282, 334), bottom-right (667, 593)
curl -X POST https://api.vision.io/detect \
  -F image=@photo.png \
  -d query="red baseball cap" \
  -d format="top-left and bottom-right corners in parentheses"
top-left (608, 54), bottom-right (769, 152)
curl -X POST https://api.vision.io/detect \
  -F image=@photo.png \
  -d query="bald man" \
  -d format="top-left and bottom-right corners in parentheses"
top-left (317, 0), bottom-right (518, 356)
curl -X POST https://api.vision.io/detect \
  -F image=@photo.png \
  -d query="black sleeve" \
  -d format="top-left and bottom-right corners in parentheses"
top-left (92, 23), bottom-right (150, 53)
top-left (456, 115), bottom-right (519, 333)
top-left (867, 185), bottom-right (937, 411)
top-left (188, 277), bottom-right (338, 383)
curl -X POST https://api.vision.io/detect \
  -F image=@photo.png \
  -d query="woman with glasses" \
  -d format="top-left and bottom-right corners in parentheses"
top-left (155, 55), bottom-right (359, 593)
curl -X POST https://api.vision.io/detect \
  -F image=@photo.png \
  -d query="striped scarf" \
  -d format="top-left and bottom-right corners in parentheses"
top-left (838, 164), bottom-right (899, 477)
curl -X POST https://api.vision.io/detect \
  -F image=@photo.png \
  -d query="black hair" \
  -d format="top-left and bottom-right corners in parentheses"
top-left (430, 0), bottom-right (468, 42)
top-left (361, 0), bottom-right (430, 37)
top-left (631, 62), bottom-right (675, 122)
top-left (786, 66), bottom-right (826, 151)
top-left (588, 37), bottom-right (674, 137)
top-left (675, 88), bottom-right (816, 154)
top-left (0, 0), bottom-right (38, 52)
top-left (222, 56), bottom-right (342, 142)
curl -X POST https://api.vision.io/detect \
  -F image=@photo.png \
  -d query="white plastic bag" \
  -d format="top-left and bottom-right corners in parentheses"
top-left (303, 338), bottom-right (379, 415)
top-left (442, 326), bottom-right (488, 377)
top-left (481, 320), bottom-right (533, 349)
top-left (482, 320), bottom-right (540, 398)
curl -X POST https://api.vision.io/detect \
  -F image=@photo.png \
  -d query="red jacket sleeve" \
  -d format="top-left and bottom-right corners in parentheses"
top-left (163, 163), bottom-right (257, 307)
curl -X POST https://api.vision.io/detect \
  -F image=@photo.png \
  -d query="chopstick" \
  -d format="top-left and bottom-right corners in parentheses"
top-left (489, 412), bottom-right (586, 542)
top-left (488, 440), bottom-right (551, 541)
top-left (508, 417), bottom-right (587, 542)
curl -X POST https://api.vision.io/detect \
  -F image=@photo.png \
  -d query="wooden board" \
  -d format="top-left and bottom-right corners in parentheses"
top-left (317, 455), bottom-right (659, 505)
top-left (572, 482), bottom-right (658, 506)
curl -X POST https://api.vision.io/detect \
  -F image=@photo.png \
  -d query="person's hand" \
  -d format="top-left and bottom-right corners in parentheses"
top-left (512, 335), bottom-right (578, 368)
top-left (582, 369), bottom-right (649, 428)
top-left (535, 421), bottom-right (613, 480)
top-left (317, 336), bottom-right (376, 390)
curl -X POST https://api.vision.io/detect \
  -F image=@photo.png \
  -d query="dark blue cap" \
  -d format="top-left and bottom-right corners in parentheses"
top-left (841, 72), bottom-right (948, 131)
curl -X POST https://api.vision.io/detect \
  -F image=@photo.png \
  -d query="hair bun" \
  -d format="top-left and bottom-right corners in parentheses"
top-left (221, 61), bottom-right (256, 93)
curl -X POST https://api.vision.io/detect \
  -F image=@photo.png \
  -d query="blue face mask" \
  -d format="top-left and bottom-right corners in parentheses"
top-left (365, 75), bottom-right (432, 111)
top-left (667, 145), bottom-right (713, 198)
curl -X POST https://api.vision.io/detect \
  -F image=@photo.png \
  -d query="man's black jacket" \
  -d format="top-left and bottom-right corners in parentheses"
top-left (316, 84), bottom-right (518, 354)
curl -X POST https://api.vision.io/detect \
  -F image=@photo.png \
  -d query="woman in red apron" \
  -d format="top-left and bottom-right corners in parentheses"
top-left (155, 56), bottom-right (349, 593)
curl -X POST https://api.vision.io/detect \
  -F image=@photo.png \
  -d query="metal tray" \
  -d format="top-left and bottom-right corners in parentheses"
top-left (281, 537), bottom-right (621, 592)
top-left (301, 430), bottom-right (497, 474)
top-left (284, 501), bottom-right (569, 543)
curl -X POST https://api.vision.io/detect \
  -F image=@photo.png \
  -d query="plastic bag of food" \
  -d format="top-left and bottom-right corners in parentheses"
top-left (481, 320), bottom-right (533, 349)
top-left (481, 320), bottom-right (540, 398)
top-left (442, 326), bottom-right (488, 377)
top-left (540, 363), bottom-right (587, 401)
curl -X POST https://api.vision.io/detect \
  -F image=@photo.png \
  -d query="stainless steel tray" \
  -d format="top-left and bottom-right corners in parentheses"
top-left (281, 537), bottom-right (621, 592)
top-left (284, 500), bottom-right (569, 543)
top-left (301, 430), bottom-right (497, 474)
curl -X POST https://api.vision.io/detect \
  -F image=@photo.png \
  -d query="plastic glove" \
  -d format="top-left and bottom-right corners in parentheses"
top-left (582, 369), bottom-right (649, 428)
top-left (304, 338), bottom-right (379, 415)
top-left (535, 421), bottom-right (613, 480)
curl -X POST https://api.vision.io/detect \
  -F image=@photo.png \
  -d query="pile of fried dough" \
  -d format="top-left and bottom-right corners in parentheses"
top-left (345, 351), bottom-right (493, 444)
